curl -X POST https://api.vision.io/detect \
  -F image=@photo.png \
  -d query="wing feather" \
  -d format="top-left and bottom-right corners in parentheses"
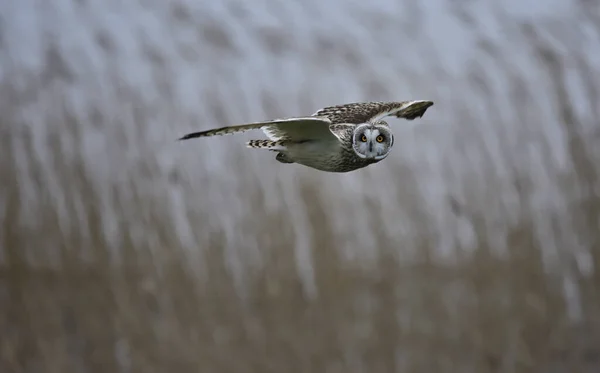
top-left (178, 117), bottom-right (332, 141)
top-left (311, 100), bottom-right (434, 124)
top-left (179, 100), bottom-right (433, 141)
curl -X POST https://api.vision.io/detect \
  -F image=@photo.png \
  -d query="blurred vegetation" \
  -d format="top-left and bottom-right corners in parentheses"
top-left (1, 1), bottom-right (600, 372)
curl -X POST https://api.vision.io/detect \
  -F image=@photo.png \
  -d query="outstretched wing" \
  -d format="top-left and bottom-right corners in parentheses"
top-left (311, 100), bottom-right (434, 124)
top-left (178, 117), bottom-right (334, 141)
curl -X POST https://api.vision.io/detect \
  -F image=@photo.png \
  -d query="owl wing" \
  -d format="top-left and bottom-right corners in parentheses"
top-left (311, 100), bottom-right (434, 124)
top-left (178, 116), bottom-right (337, 141)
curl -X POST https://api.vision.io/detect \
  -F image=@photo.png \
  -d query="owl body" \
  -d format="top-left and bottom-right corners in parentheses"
top-left (179, 100), bottom-right (433, 173)
top-left (272, 122), bottom-right (390, 172)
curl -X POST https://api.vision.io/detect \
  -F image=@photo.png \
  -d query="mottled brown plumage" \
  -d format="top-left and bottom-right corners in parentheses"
top-left (311, 101), bottom-right (434, 124)
top-left (178, 100), bottom-right (434, 172)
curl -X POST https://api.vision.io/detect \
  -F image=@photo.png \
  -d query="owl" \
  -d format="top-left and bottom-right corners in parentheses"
top-left (179, 100), bottom-right (433, 173)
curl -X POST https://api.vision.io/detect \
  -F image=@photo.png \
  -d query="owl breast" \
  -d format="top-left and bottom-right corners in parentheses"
top-left (284, 139), bottom-right (378, 173)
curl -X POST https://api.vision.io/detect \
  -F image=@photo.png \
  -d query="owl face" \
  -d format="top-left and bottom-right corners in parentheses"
top-left (351, 122), bottom-right (394, 161)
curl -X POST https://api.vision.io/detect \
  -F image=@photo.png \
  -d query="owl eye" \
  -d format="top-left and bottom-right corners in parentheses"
top-left (376, 135), bottom-right (384, 143)
top-left (360, 135), bottom-right (368, 142)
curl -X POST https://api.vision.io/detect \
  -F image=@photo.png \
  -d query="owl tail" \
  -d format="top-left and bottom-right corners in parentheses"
top-left (246, 139), bottom-right (288, 151)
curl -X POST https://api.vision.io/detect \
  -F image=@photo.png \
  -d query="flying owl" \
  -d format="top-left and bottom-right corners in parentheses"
top-left (179, 100), bottom-right (434, 173)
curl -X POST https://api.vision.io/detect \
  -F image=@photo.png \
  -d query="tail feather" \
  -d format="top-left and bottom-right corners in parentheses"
top-left (246, 139), bottom-right (287, 150)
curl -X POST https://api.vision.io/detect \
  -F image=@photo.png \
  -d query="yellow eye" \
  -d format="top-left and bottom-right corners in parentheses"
top-left (376, 135), bottom-right (384, 143)
top-left (361, 135), bottom-right (368, 142)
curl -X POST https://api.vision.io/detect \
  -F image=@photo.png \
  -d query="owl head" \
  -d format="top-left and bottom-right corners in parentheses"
top-left (351, 121), bottom-right (394, 161)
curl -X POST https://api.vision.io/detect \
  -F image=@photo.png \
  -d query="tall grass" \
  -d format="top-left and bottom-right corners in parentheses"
top-left (1, 0), bottom-right (599, 372)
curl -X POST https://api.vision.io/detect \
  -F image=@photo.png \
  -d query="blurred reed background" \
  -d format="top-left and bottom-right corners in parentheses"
top-left (1, 0), bottom-right (599, 372)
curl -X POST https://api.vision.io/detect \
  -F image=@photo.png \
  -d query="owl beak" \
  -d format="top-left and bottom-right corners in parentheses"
top-left (369, 142), bottom-right (373, 153)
